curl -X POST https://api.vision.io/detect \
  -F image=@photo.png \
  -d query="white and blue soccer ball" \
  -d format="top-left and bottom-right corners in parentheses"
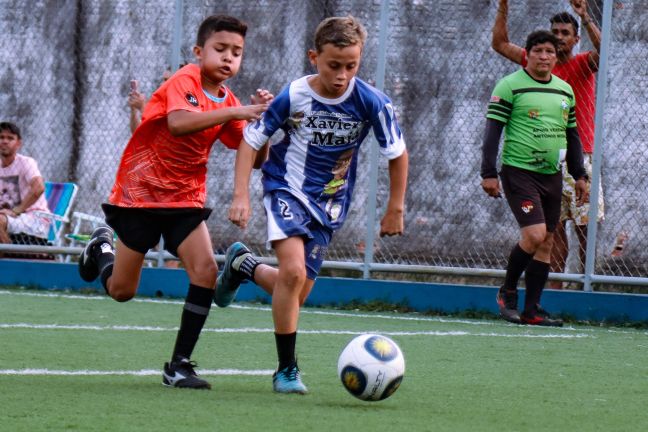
top-left (337, 334), bottom-right (405, 401)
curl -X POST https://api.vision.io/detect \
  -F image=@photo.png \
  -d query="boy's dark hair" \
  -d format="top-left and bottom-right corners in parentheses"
top-left (314, 15), bottom-right (367, 52)
top-left (550, 12), bottom-right (579, 35)
top-left (0, 121), bottom-right (21, 139)
top-left (525, 30), bottom-right (559, 52)
top-left (196, 15), bottom-right (247, 47)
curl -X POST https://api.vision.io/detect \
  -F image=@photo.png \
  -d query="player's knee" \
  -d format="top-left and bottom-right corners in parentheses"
top-left (279, 263), bottom-right (307, 290)
top-left (186, 258), bottom-right (218, 287)
top-left (527, 231), bottom-right (547, 250)
top-left (106, 280), bottom-right (137, 302)
top-left (110, 289), bottom-right (135, 303)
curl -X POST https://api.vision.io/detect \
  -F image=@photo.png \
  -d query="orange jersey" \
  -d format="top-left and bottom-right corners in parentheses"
top-left (522, 51), bottom-right (597, 153)
top-left (109, 64), bottom-right (244, 208)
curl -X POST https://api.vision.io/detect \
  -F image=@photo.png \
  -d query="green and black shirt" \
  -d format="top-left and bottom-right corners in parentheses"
top-left (486, 69), bottom-right (576, 175)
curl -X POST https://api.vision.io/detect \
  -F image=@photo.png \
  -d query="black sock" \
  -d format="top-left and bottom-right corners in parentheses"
top-left (99, 263), bottom-right (113, 293)
top-left (233, 254), bottom-right (260, 282)
top-left (275, 332), bottom-right (297, 371)
top-left (523, 259), bottom-right (550, 316)
top-left (171, 284), bottom-right (213, 362)
top-left (94, 245), bottom-right (115, 293)
top-left (503, 244), bottom-right (534, 292)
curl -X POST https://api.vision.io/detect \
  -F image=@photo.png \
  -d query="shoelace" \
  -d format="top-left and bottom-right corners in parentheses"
top-left (177, 360), bottom-right (199, 376)
top-left (283, 365), bottom-right (300, 381)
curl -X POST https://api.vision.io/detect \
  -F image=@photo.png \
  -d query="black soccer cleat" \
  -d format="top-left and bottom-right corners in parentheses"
top-left (78, 226), bottom-right (114, 282)
top-left (496, 286), bottom-right (521, 324)
top-left (520, 312), bottom-right (564, 327)
top-left (535, 303), bottom-right (550, 318)
top-left (162, 357), bottom-right (211, 390)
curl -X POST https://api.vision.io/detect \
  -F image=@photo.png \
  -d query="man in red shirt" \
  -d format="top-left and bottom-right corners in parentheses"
top-left (78, 15), bottom-right (272, 389)
top-left (492, 0), bottom-right (604, 290)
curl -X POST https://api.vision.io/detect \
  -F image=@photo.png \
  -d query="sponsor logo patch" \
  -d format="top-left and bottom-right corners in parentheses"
top-left (185, 92), bottom-right (199, 107)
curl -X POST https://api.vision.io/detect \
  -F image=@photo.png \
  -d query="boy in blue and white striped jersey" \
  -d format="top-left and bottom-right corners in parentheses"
top-left (216, 15), bottom-right (409, 394)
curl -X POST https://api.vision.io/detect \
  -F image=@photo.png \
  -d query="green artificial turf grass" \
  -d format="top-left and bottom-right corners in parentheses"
top-left (1, 287), bottom-right (647, 432)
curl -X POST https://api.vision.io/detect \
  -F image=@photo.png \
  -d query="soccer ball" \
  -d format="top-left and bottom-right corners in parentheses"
top-left (337, 334), bottom-right (405, 401)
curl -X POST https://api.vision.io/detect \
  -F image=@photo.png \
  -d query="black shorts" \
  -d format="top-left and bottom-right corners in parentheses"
top-left (101, 204), bottom-right (212, 257)
top-left (499, 165), bottom-right (562, 232)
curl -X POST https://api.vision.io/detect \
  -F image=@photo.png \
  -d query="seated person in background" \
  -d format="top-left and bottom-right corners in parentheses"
top-left (0, 121), bottom-right (51, 245)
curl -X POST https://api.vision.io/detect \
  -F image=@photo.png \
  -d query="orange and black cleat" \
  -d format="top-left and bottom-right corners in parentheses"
top-left (496, 286), bottom-right (521, 324)
top-left (520, 313), bottom-right (563, 327)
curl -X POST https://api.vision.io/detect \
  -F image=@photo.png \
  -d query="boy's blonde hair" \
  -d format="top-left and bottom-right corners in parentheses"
top-left (314, 16), bottom-right (367, 52)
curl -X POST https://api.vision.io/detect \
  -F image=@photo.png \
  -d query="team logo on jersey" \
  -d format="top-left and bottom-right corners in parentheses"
top-left (306, 111), bottom-right (362, 147)
top-left (325, 200), bottom-right (342, 222)
top-left (521, 200), bottom-right (534, 214)
top-left (528, 109), bottom-right (540, 120)
top-left (323, 149), bottom-right (354, 196)
top-left (185, 92), bottom-right (199, 107)
top-left (286, 111), bottom-right (304, 129)
top-left (490, 96), bottom-right (501, 103)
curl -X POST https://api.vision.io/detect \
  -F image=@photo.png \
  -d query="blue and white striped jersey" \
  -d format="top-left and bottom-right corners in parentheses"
top-left (244, 75), bottom-right (406, 231)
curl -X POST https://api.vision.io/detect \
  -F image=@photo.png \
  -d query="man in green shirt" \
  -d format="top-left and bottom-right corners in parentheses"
top-left (481, 30), bottom-right (589, 326)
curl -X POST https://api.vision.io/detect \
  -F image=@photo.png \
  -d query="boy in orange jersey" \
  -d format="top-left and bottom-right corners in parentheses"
top-left (78, 15), bottom-right (272, 390)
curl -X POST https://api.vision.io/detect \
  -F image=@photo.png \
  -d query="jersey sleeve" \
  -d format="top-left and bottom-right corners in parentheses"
top-left (218, 120), bottom-right (246, 150)
top-left (21, 156), bottom-right (42, 183)
top-left (243, 85), bottom-right (291, 150)
top-left (567, 86), bottom-right (578, 129)
top-left (165, 74), bottom-right (202, 114)
top-left (486, 79), bottom-right (513, 124)
top-left (217, 93), bottom-right (246, 150)
top-left (370, 95), bottom-right (406, 160)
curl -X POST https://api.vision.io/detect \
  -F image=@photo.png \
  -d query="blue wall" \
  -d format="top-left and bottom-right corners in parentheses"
top-left (1, 260), bottom-right (646, 323)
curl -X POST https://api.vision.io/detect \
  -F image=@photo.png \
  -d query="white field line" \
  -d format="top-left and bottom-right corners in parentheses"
top-left (2, 289), bottom-right (642, 336)
top-left (0, 289), bottom-right (488, 325)
top-left (0, 368), bottom-right (273, 376)
top-left (0, 322), bottom-right (590, 338)
top-left (0, 289), bottom-right (534, 328)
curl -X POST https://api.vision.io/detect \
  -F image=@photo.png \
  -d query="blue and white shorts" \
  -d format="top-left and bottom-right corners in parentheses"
top-left (263, 190), bottom-right (332, 280)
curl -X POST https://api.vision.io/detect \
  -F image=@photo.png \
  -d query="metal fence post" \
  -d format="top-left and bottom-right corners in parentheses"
top-left (584, 0), bottom-right (613, 292)
top-left (154, 0), bottom-right (184, 269)
top-left (169, 0), bottom-right (183, 71)
top-left (362, 0), bottom-right (391, 279)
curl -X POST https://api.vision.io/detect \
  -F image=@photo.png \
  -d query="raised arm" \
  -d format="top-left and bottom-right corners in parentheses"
top-left (380, 150), bottom-right (408, 237)
top-left (492, 0), bottom-right (525, 65)
top-left (127, 90), bottom-right (146, 134)
top-left (571, 0), bottom-right (600, 70)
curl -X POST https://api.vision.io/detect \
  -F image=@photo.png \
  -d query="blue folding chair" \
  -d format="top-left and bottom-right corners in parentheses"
top-left (40, 181), bottom-right (79, 245)
top-left (7, 181), bottom-right (78, 260)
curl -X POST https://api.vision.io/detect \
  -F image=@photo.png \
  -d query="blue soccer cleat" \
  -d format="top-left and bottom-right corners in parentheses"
top-left (272, 362), bottom-right (308, 394)
top-left (213, 242), bottom-right (252, 307)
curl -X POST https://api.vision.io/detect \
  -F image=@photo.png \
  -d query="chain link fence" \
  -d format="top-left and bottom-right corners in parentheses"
top-left (1, 0), bottom-right (647, 291)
